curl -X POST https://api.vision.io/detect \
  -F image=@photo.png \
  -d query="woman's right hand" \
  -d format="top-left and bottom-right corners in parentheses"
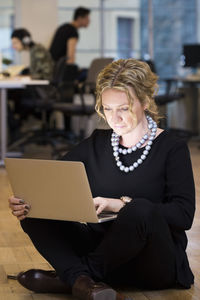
top-left (8, 196), bottom-right (31, 221)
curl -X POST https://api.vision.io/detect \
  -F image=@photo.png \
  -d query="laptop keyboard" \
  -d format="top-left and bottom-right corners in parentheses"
top-left (98, 211), bottom-right (117, 219)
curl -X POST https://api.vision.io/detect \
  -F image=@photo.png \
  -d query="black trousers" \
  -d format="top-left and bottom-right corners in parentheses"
top-left (20, 198), bottom-right (176, 289)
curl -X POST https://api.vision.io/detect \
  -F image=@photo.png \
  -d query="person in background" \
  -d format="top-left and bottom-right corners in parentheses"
top-left (49, 7), bottom-right (90, 132)
top-left (11, 28), bottom-right (54, 80)
top-left (49, 7), bottom-right (90, 64)
top-left (8, 29), bottom-right (54, 141)
top-left (8, 59), bottom-right (195, 300)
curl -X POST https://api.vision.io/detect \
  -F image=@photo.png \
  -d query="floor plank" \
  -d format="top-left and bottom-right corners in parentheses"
top-left (0, 141), bottom-right (199, 300)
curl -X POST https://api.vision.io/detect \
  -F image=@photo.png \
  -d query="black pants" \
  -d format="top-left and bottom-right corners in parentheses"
top-left (20, 199), bottom-right (176, 289)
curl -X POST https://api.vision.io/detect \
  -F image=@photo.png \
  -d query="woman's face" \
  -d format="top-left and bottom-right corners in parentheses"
top-left (11, 38), bottom-right (24, 51)
top-left (101, 88), bottom-right (146, 136)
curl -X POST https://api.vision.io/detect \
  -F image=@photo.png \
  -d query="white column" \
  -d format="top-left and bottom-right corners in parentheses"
top-left (148, 0), bottom-right (154, 59)
top-left (197, 0), bottom-right (200, 42)
top-left (14, 0), bottom-right (58, 64)
top-left (100, 0), bottom-right (105, 57)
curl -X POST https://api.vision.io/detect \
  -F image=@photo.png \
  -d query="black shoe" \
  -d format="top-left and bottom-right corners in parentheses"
top-left (72, 275), bottom-right (132, 300)
top-left (15, 269), bottom-right (71, 293)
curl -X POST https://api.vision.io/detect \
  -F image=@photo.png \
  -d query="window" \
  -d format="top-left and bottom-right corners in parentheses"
top-left (140, 0), bottom-right (197, 78)
top-left (117, 17), bottom-right (134, 59)
top-left (0, 0), bottom-right (14, 66)
top-left (58, 0), bottom-right (140, 67)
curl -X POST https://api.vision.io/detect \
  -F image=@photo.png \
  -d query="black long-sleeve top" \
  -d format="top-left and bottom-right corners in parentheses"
top-left (62, 129), bottom-right (196, 288)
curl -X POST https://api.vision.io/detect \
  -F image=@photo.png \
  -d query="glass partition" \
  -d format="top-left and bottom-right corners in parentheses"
top-left (58, 0), bottom-right (140, 67)
top-left (0, 0), bottom-right (197, 78)
top-left (0, 0), bottom-right (14, 66)
top-left (140, 0), bottom-right (197, 78)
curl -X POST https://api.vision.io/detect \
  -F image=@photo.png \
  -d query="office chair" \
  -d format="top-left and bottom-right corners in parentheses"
top-left (52, 57), bottom-right (114, 141)
top-left (156, 80), bottom-right (192, 140)
top-left (9, 57), bottom-right (113, 158)
top-left (80, 57), bottom-right (114, 92)
top-left (155, 78), bottom-right (184, 126)
top-left (44, 57), bottom-right (113, 141)
top-left (143, 59), bottom-right (190, 140)
top-left (8, 57), bottom-right (79, 155)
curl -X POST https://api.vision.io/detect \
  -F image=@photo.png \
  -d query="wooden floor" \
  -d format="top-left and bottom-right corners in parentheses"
top-left (0, 142), bottom-right (199, 300)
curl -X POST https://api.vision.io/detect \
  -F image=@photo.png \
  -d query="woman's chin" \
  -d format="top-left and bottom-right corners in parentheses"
top-left (113, 127), bottom-right (128, 135)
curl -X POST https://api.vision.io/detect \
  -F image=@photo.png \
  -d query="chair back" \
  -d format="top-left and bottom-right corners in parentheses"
top-left (86, 57), bottom-right (113, 88)
top-left (52, 56), bottom-right (78, 85)
top-left (52, 56), bottom-right (78, 102)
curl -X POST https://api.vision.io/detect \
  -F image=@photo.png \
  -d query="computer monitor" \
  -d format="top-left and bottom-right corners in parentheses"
top-left (183, 44), bottom-right (200, 68)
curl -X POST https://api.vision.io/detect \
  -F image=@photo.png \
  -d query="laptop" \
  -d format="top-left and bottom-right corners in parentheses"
top-left (5, 158), bottom-right (117, 223)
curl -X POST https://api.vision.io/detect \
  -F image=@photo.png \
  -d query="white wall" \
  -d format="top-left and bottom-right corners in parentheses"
top-left (104, 10), bottom-right (140, 59)
top-left (58, 0), bottom-right (140, 68)
top-left (13, 0), bottom-right (141, 68)
top-left (197, 0), bottom-right (200, 42)
top-left (14, 0), bottom-right (57, 65)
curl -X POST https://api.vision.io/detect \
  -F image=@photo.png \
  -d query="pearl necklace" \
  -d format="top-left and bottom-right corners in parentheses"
top-left (111, 115), bottom-right (157, 173)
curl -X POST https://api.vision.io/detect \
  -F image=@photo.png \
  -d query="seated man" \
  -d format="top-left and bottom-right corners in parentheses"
top-left (8, 28), bottom-right (54, 141)
top-left (11, 28), bottom-right (54, 80)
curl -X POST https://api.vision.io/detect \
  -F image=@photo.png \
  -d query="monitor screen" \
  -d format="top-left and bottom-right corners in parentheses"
top-left (183, 44), bottom-right (200, 67)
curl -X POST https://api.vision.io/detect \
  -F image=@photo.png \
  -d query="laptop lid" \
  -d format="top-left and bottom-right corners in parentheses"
top-left (5, 158), bottom-right (116, 223)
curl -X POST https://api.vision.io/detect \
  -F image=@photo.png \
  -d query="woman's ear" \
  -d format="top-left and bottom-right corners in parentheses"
top-left (143, 96), bottom-right (150, 111)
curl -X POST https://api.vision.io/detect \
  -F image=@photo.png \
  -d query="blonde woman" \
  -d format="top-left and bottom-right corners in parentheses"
top-left (9, 59), bottom-right (195, 300)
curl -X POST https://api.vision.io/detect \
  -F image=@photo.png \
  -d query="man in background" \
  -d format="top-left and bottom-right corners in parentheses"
top-left (8, 28), bottom-right (54, 142)
top-left (11, 28), bottom-right (54, 80)
top-left (49, 7), bottom-right (90, 64)
top-left (49, 7), bottom-right (91, 132)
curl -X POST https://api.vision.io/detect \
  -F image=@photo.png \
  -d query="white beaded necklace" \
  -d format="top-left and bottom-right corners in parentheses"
top-left (111, 115), bottom-right (157, 173)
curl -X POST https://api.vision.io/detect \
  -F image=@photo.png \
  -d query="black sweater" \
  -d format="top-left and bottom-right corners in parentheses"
top-left (63, 129), bottom-right (195, 288)
top-left (50, 23), bottom-right (79, 62)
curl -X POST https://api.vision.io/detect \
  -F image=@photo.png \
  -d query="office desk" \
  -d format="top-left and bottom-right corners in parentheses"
top-left (176, 77), bottom-right (200, 136)
top-left (162, 77), bottom-right (200, 136)
top-left (0, 78), bottom-right (49, 166)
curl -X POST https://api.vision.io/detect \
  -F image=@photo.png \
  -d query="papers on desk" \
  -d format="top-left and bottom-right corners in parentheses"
top-left (3, 64), bottom-right (26, 77)
top-left (15, 76), bottom-right (31, 82)
top-left (0, 76), bottom-right (49, 85)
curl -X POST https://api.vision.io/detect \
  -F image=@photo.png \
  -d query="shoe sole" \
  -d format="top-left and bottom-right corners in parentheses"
top-left (93, 288), bottom-right (132, 300)
top-left (93, 288), bottom-right (117, 300)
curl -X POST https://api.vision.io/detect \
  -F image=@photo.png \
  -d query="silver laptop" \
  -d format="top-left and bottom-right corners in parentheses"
top-left (5, 158), bottom-right (117, 223)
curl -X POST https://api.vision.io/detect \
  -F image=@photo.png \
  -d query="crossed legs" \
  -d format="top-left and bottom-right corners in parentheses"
top-left (20, 198), bottom-right (176, 289)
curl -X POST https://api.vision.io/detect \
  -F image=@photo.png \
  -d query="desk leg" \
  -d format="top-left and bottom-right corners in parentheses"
top-left (0, 88), bottom-right (7, 166)
top-left (190, 84), bottom-right (199, 136)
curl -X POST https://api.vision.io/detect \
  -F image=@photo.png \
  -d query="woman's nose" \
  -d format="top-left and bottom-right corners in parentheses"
top-left (111, 111), bottom-right (121, 122)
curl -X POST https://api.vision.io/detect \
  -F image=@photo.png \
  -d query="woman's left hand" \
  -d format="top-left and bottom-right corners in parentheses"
top-left (93, 197), bottom-right (124, 215)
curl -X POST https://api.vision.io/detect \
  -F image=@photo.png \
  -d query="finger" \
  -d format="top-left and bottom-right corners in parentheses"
top-left (94, 202), bottom-right (100, 209)
top-left (93, 198), bottom-right (100, 205)
top-left (12, 209), bottom-right (29, 217)
top-left (9, 197), bottom-right (25, 205)
top-left (18, 214), bottom-right (27, 221)
top-left (94, 200), bottom-right (101, 210)
top-left (9, 204), bottom-right (24, 211)
top-left (96, 203), bottom-right (107, 215)
top-left (9, 204), bottom-right (30, 211)
top-left (12, 209), bottom-right (25, 217)
top-left (96, 205), bottom-right (103, 215)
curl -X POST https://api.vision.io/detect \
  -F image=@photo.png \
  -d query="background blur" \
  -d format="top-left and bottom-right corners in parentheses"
top-left (1, 0), bottom-right (199, 79)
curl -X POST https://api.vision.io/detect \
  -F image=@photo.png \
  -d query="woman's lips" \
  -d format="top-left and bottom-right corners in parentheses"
top-left (114, 125), bottom-right (125, 129)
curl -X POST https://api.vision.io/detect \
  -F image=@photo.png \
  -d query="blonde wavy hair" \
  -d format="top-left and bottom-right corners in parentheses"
top-left (95, 58), bottom-right (160, 123)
